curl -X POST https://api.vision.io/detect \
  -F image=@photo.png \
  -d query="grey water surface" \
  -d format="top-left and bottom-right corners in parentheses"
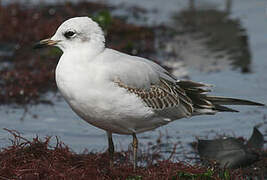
top-left (0, 0), bottom-right (266, 159)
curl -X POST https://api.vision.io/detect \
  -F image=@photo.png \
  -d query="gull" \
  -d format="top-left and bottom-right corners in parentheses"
top-left (34, 17), bottom-right (264, 169)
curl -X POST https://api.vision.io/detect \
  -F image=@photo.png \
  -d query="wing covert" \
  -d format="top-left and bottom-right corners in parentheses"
top-left (114, 78), bottom-right (194, 115)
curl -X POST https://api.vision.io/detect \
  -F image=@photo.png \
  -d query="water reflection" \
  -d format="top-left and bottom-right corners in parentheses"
top-left (172, 0), bottom-right (251, 73)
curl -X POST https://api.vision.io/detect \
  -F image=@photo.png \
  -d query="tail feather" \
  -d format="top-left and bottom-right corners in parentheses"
top-left (177, 80), bottom-right (265, 114)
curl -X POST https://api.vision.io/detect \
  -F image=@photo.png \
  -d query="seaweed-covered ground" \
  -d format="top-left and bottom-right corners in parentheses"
top-left (0, 129), bottom-right (266, 180)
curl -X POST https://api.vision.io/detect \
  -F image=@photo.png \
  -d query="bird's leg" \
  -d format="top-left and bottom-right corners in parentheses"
top-left (132, 133), bottom-right (138, 171)
top-left (107, 131), bottom-right (114, 168)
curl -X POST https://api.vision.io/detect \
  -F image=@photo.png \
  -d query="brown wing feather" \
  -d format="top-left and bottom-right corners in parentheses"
top-left (114, 78), bottom-right (194, 114)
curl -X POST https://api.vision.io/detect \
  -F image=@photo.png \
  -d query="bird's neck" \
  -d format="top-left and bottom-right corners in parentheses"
top-left (65, 41), bottom-right (105, 61)
top-left (87, 33), bottom-right (105, 56)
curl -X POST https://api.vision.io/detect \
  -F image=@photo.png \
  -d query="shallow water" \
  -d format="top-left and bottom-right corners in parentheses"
top-left (0, 0), bottom-right (266, 158)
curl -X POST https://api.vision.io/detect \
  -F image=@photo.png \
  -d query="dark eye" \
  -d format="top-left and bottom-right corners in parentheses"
top-left (64, 31), bottom-right (75, 39)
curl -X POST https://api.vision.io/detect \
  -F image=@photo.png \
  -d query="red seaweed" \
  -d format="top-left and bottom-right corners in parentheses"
top-left (0, 129), bottom-right (266, 179)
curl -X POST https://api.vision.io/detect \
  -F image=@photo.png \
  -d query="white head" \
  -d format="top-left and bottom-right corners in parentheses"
top-left (34, 17), bottom-right (105, 53)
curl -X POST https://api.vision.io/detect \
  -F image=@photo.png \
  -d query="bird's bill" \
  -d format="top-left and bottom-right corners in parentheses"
top-left (33, 38), bottom-right (60, 49)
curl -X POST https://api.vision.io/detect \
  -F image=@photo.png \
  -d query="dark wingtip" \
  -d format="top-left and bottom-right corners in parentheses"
top-left (252, 102), bottom-right (265, 106)
top-left (206, 96), bottom-right (265, 106)
top-left (214, 104), bottom-right (239, 112)
top-left (243, 100), bottom-right (265, 106)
